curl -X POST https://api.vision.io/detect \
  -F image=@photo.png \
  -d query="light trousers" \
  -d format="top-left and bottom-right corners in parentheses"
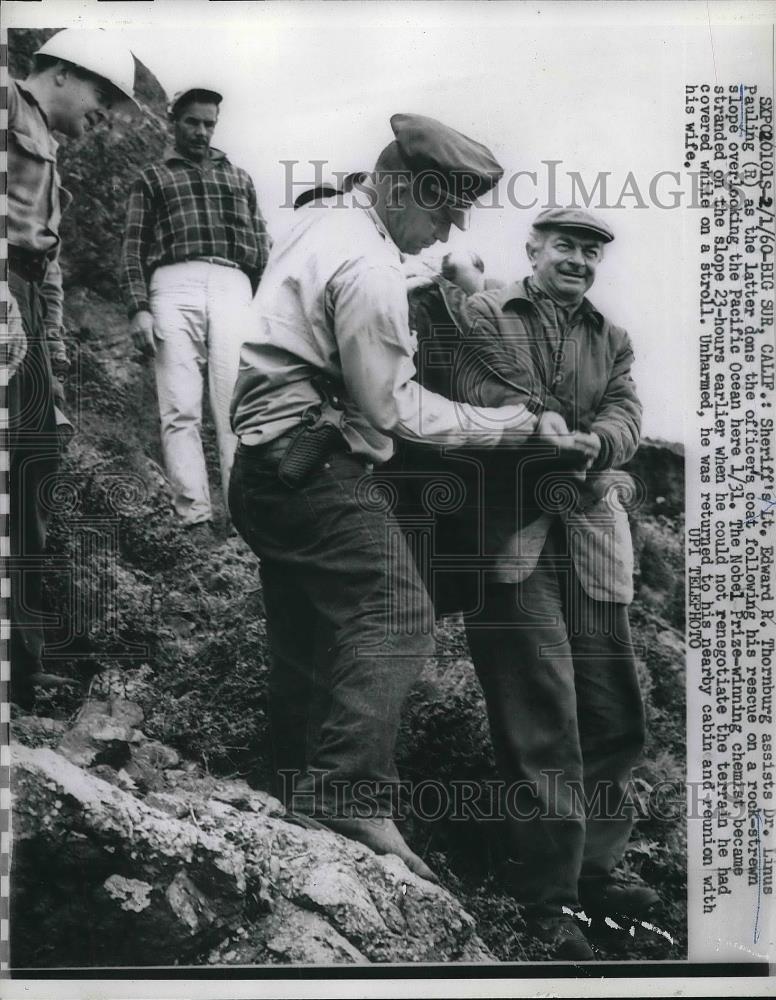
top-left (150, 261), bottom-right (252, 524)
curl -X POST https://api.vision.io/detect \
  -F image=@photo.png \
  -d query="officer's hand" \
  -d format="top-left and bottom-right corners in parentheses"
top-left (402, 258), bottom-right (437, 293)
top-left (130, 310), bottom-right (156, 357)
top-left (497, 406), bottom-right (540, 446)
top-left (574, 431), bottom-right (602, 468)
top-left (536, 411), bottom-right (590, 475)
top-left (536, 411), bottom-right (573, 448)
top-left (3, 293), bottom-right (27, 377)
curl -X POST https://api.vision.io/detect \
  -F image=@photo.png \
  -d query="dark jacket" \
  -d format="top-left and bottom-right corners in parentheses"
top-left (393, 276), bottom-right (642, 605)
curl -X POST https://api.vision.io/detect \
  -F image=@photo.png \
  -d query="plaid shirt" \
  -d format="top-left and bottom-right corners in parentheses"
top-left (120, 146), bottom-right (271, 317)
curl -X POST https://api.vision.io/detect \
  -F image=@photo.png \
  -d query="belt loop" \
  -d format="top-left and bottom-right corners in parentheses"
top-left (191, 255), bottom-right (242, 271)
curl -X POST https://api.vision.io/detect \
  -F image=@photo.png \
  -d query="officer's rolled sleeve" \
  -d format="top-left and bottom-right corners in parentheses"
top-left (40, 252), bottom-right (64, 335)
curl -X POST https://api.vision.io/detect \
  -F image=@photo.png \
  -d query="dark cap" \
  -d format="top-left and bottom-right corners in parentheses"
top-left (532, 208), bottom-right (614, 243)
top-left (389, 113), bottom-right (503, 230)
top-left (168, 87), bottom-right (223, 117)
top-left (293, 184), bottom-right (339, 210)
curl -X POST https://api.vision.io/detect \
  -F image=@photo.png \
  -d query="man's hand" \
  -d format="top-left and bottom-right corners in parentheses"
top-left (130, 310), bottom-right (156, 356)
top-left (51, 350), bottom-right (71, 377)
top-left (54, 406), bottom-right (75, 453)
top-left (47, 334), bottom-right (71, 378)
top-left (536, 411), bottom-right (576, 450)
top-left (536, 411), bottom-right (590, 477)
top-left (3, 293), bottom-right (27, 377)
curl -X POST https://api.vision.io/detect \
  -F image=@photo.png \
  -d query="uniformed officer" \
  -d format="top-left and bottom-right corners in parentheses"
top-left (229, 114), bottom-right (537, 881)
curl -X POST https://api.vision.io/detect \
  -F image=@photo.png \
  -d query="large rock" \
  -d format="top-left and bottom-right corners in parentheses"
top-left (57, 699), bottom-right (144, 768)
top-left (10, 742), bottom-right (493, 968)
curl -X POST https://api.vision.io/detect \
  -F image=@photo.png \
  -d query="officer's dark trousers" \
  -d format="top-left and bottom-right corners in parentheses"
top-left (8, 269), bottom-right (60, 706)
top-left (463, 523), bottom-right (645, 916)
top-left (229, 444), bottom-right (435, 817)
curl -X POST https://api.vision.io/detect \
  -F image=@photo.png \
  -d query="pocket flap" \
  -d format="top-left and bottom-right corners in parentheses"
top-left (11, 128), bottom-right (55, 163)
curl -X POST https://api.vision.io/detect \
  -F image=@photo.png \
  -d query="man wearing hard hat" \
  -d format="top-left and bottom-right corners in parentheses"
top-left (120, 87), bottom-right (272, 534)
top-left (6, 28), bottom-right (139, 707)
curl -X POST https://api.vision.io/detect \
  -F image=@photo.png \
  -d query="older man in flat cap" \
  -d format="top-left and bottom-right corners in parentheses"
top-left (229, 114), bottom-right (536, 880)
top-left (398, 208), bottom-right (657, 958)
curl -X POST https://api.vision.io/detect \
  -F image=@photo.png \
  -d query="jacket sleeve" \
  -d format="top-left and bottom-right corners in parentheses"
top-left (39, 248), bottom-right (64, 336)
top-left (589, 327), bottom-right (642, 469)
top-left (457, 292), bottom-right (547, 414)
top-left (330, 261), bottom-right (536, 447)
top-left (120, 174), bottom-right (155, 319)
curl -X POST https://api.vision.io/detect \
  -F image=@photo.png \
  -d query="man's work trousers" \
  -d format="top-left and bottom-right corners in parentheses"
top-left (7, 270), bottom-right (61, 705)
top-left (229, 444), bottom-right (435, 818)
top-left (150, 261), bottom-right (252, 525)
top-left (464, 523), bottom-right (646, 915)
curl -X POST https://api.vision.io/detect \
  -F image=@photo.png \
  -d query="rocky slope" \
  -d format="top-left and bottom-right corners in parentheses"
top-left (9, 287), bottom-right (686, 965)
top-left (8, 25), bottom-right (687, 967)
top-left (12, 696), bottom-right (490, 968)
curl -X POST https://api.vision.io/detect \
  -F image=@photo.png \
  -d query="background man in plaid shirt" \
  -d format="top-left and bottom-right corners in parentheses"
top-left (121, 86), bottom-right (271, 531)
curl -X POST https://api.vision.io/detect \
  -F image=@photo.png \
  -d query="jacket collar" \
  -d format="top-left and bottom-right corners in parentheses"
top-left (497, 276), bottom-right (604, 327)
top-left (335, 174), bottom-right (401, 256)
top-left (15, 78), bottom-right (54, 131)
top-left (360, 202), bottom-right (401, 257)
top-left (163, 145), bottom-right (228, 168)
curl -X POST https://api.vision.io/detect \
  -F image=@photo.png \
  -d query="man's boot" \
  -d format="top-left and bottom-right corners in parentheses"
top-left (317, 815), bottom-right (438, 883)
top-left (527, 910), bottom-right (595, 961)
top-left (579, 876), bottom-right (661, 920)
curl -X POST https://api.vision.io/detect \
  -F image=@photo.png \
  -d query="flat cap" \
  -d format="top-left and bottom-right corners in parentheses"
top-left (532, 207), bottom-right (614, 243)
top-left (168, 87), bottom-right (223, 117)
top-left (389, 113), bottom-right (503, 229)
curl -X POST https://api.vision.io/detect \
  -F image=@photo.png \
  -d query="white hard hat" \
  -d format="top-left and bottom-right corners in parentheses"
top-left (35, 28), bottom-right (139, 108)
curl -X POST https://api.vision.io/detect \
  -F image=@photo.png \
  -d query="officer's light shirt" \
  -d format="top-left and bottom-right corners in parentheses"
top-left (232, 198), bottom-right (534, 464)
